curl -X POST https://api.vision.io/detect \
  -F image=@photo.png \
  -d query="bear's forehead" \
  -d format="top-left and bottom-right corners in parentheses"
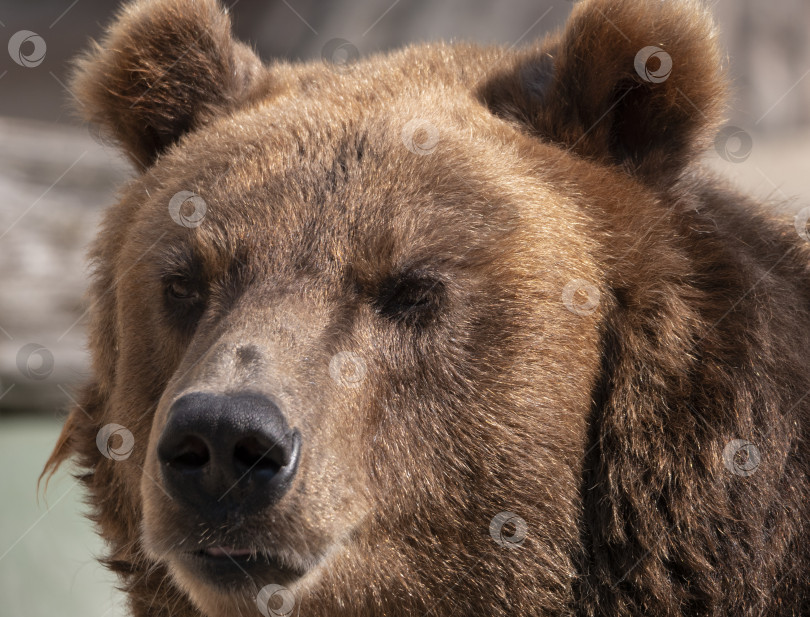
top-left (143, 92), bottom-right (532, 232)
top-left (130, 112), bottom-right (538, 284)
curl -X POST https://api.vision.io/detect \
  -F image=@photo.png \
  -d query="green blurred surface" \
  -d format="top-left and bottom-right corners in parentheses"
top-left (0, 417), bottom-right (126, 617)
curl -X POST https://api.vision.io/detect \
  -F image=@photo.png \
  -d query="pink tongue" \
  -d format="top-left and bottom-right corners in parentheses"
top-left (206, 546), bottom-right (252, 558)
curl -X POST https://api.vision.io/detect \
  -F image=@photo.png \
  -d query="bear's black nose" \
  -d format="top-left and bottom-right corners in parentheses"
top-left (157, 392), bottom-right (301, 514)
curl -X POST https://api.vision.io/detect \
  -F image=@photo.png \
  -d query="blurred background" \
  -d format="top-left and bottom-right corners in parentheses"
top-left (0, 1), bottom-right (808, 615)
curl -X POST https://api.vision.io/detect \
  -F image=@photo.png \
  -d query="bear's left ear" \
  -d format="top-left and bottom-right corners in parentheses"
top-left (480, 0), bottom-right (727, 186)
top-left (73, 0), bottom-right (265, 168)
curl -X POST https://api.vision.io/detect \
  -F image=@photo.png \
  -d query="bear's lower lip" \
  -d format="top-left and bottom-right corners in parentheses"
top-left (180, 547), bottom-right (303, 587)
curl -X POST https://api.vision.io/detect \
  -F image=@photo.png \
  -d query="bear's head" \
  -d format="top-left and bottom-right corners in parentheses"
top-left (45, 0), bottom-right (730, 615)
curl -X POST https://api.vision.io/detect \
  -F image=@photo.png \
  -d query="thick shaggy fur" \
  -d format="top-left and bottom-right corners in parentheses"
top-left (45, 0), bottom-right (809, 615)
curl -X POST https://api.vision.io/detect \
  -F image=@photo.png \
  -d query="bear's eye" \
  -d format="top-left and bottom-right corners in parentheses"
top-left (374, 271), bottom-right (446, 326)
top-left (166, 277), bottom-right (200, 302)
top-left (162, 273), bottom-right (206, 334)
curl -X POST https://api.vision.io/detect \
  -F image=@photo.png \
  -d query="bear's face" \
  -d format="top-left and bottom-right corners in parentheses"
top-left (45, 0), bottom-right (728, 615)
top-left (118, 71), bottom-right (600, 612)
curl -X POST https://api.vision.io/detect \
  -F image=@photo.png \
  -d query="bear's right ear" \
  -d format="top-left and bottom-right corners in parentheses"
top-left (73, 0), bottom-right (264, 168)
top-left (479, 0), bottom-right (727, 186)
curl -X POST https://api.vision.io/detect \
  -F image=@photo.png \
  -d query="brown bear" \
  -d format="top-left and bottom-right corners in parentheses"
top-left (43, 0), bottom-right (810, 615)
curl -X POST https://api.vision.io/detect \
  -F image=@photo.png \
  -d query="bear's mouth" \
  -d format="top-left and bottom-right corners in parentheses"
top-left (201, 546), bottom-right (252, 558)
top-left (180, 545), bottom-right (305, 587)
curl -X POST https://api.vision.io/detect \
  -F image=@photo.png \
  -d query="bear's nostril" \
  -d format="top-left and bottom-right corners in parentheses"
top-left (233, 436), bottom-right (283, 473)
top-left (171, 435), bottom-right (210, 469)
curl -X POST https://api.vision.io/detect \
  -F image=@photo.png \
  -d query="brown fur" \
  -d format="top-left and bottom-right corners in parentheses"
top-left (44, 0), bottom-right (810, 615)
